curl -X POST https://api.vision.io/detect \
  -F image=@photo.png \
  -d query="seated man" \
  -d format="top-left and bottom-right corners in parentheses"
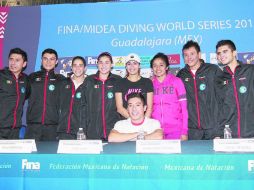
top-left (108, 93), bottom-right (163, 142)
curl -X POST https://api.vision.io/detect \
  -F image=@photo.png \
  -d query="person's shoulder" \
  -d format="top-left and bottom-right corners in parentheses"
top-left (140, 77), bottom-right (152, 84)
top-left (145, 117), bottom-right (160, 124)
top-left (55, 73), bottom-right (66, 80)
top-left (205, 63), bottom-right (220, 70)
top-left (28, 70), bottom-right (41, 79)
top-left (141, 76), bottom-right (151, 81)
top-left (176, 67), bottom-right (188, 77)
top-left (84, 74), bottom-right (96, 82)
top-left (83, 74), bottom-right (97, 86)
top-left (110, 73), bottom-right (122, 80)
top-left (114, 118), bottom-right (129, 127)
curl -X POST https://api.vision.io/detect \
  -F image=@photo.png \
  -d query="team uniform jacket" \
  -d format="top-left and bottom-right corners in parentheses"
top-left (152, 74), bottom-right (188, 138)
top-left (177, 63), bottom-right (222, 136)
top-left (84, 72), bottom-right (121, 140)
top-left (0, 68), bottom-right (28, 128)
top-left (216, 62), bottom-right (254, 138)
top-left (57, 77), bottom-right (86, 135)
top-left (26, 69), bottom-right (65, 125)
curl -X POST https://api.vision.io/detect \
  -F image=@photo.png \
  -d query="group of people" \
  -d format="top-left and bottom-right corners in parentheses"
top-left (1, 39), bottom-right (254, 142)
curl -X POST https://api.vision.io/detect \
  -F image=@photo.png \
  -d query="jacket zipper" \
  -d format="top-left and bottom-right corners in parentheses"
top-left (41, 72), bottom-right (49, 124)
top-left (12, 75), bottom-right (20, 129)
top-left (67, 82), bottom-right (75, 133)
top-left (101, 81), bottom-right (107, 138)
top-left (189, 71), bottom-right (201, 129)
top-left (226, 67), bottom-right (241, 137)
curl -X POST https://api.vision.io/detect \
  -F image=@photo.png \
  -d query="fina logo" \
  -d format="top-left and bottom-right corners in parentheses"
top-left (248, 160), bottom-right (254, 172)
top-left (22, 159), bottom-right (40, 170)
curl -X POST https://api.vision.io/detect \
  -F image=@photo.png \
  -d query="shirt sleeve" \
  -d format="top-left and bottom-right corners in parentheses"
top-left (114, 78), bottom-right (123, 93)
top-left (145, 78), bottom-right (154, 92)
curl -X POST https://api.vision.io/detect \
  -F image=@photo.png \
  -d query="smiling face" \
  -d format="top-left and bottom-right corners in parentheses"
top-left (126, 61), bottom-right (140, 76)
top-left (127, 97), bottom-right (146, 123)
top-left (152, 58), bottom-right (168, 79)
top-left (216, 44), bottom-right (237, 66)
top-left (72, 59), bottom-right (85, 78)
top-left (41, 53), bottom-right (57, 71)
top-left (97, 55), bottom-right (112, 75)
top-left (8, 53), bottom-right (27, 77)
top-left (183, 46), bottom-right (201, 70)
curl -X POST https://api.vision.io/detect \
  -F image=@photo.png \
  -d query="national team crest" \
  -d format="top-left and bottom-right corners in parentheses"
top-left (199, 83), bottom-right (206, 91)
top-left (48, 84), bottom-right (55, 91)
top-left (76, 92), bottom-right (81, 99)
top-left (20, 87), bottom-right (25, 94)
top-left (107, 92), bottom-right (114, 99)
top-left (239, 86), bottom-right (247, 94)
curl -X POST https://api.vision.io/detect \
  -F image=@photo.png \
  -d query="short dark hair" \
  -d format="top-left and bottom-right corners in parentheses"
top-left (97, 52), bottom-right (113, 63)
top-left (127, 93), bottom-right (146, 106)
top-left (72, 56), bottom-right (86, 67)
top-left (41, 48), bottom-right (58, 60)
top-left (9, 48), bottom-right (28, 62)
top-left (150, 52), bottom-right (169, 69)
top-left (216, 40), bottom-right (236, 52)
top-left (182, 40), bottom-right (201, 54)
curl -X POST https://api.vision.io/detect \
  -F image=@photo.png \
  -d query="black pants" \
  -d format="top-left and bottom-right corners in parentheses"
top-left (0, 128), bottom-right (19, 139)
top-left (25, 124), bottom-right (57, 141)
top-left (188, 128), bottom-right (215, 140)
top-left (57, 132), bottom-right (76, 140)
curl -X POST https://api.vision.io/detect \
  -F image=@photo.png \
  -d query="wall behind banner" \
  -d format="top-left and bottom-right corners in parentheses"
top-left (1, 0), bottom-right (254, 77)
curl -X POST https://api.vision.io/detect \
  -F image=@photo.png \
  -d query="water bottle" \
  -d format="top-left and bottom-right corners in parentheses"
top-left (77, 128), bottom-right (86, 140)
top-left (137, 130), bottom-right (145, 140)
top-left (224, 124), bottom-right (232, 139)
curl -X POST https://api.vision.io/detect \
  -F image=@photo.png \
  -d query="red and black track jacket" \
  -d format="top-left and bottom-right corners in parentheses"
top-left (83, 72), bottom-right (121, 140)
top-left (0, 68), bottom-right (28, 128)
top-left (216, 62), bottom-right (254, 138)
top-left (177, 63), bottom-right (223, 136)
top-left (26, 69), bottom-right (65, 125)
top-left (57, 77), bottom-right (86, 135)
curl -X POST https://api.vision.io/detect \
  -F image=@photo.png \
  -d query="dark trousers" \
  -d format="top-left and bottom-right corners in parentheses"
top-left (0, 128), bottom-right (19, 139)
top-left (25, 124), bottom-right (57, 141)
top-left (57, 132), bottom-right (76, 140)
top-left (188, 128), bottom-right (215, 140)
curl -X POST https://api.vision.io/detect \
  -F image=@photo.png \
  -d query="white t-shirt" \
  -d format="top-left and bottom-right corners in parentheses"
top-left (113, 117), bottom-right (161, 134)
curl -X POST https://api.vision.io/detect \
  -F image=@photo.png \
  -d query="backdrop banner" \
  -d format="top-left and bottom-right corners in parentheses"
top-left (0, 0), bottom-right (254, 77)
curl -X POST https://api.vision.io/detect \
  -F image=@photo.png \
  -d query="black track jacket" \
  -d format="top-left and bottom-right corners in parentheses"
top-left (0, 68), bottom-right (28, 128)
top-left (83, 72), bottom-right (121, 140)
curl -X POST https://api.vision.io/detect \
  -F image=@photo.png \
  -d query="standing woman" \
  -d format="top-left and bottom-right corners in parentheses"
top-left (84, 52), bottom-right (121, 140)
top-left (115, 53), bottom-right (153, 118)
top-left (151, 53), bottom-right (188, 140)
top-left (57, 56), bottom-right (87, 139)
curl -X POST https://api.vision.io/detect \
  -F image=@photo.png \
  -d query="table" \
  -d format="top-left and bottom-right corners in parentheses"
top-left (0, 141), bottom-right (253, 190)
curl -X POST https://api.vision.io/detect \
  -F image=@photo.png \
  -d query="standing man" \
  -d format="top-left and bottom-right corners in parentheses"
top-left (0, 48), bottom-right (28, 139)
top-left (177, 40), bottom-right (222, 140)
top-left (25, 48), bottom-right (65, 141)
top-left (57, 56), bottom-right (87, 139)
top-left (216, 40), bottom-right (254, 138)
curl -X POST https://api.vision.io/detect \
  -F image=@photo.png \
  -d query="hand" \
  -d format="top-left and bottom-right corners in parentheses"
top-left (180, 135), bottom-right (188, 141)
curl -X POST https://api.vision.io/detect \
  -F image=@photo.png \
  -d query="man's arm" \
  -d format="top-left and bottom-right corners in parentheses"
top-left (144, 92), bottom-right (153, 118)
top-left (115, 92), bottom-right (129, 118)
top-left (108, 129), bottom-right (138, 142)
top-left (145, 129), bottom-right (163, 140)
